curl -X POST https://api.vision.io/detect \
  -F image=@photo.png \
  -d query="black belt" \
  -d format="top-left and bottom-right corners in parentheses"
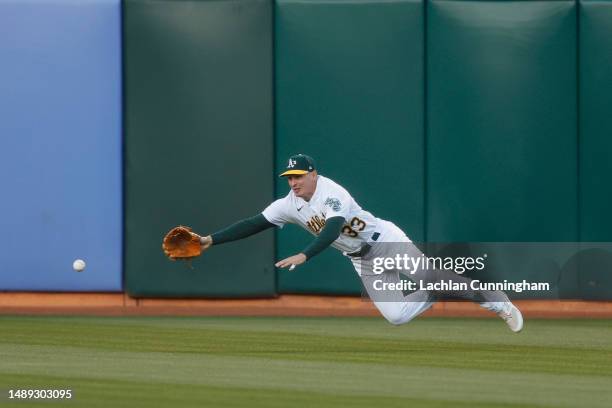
top-left (346, 232), bottom-right (380, 258)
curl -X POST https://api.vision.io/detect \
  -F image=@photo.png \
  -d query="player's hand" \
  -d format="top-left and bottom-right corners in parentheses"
top-left (275, 253), bottom-right (307, 270)
top-left (198, 235), bottom-right (213, 252)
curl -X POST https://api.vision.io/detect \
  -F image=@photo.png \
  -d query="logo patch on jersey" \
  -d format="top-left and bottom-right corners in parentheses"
top-left (324, 197), bottom-right (342, 212)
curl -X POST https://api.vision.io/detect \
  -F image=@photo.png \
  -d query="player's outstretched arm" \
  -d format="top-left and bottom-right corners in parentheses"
top-left (275, 216), bottom-right (344, 270)
top-left (196, 214), bottom-right (275, 250)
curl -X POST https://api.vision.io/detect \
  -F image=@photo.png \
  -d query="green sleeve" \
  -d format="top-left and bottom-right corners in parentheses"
top-left (301, 216), bottom-right (344, 260)
top-left (211, 213), bottom-right (275, 245)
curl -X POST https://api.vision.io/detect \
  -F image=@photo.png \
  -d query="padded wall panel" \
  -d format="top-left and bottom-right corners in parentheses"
top-left (0, 0), bottom-right (122, 291)
top-left (427, 0), bottom-right (577, 242)
top-left (124, 0), bottom-right (275, 297)
top-left (275, 0), bottom-right (424, 294)
top-left (580, 0), bottom-right (612, 241)
top-left (577, 1), bottom-right (612, 299)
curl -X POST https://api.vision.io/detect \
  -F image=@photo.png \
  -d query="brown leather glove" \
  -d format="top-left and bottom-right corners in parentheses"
top-left (162, 226), bottom-right (202, 260)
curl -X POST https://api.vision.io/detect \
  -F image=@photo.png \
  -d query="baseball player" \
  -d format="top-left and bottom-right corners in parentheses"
top-left (196, 154), bottom-right (523, 332)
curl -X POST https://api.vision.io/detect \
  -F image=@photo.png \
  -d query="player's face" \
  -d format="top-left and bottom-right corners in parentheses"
top-left (286, 171), bottom-right (317, 200)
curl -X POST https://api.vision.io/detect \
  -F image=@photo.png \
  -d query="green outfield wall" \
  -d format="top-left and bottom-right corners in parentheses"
top-left (427, 0), bottom-right (578, 242)
top-left (580, 0), bottom-right (612, 242)
top-left (123, 0), bottom-right (275, 297)
top-left (577, 0), bottom-right (612, 299)
top-left (117, 0), bottom-right (611, 298)
top-left (424, 0), bottom-right (579, 300)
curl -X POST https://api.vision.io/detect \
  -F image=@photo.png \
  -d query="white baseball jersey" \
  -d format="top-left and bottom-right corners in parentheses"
top-left (262, 175), bottom-right (380, 254)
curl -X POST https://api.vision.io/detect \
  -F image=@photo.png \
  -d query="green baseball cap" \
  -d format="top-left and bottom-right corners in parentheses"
top-left (279, 154), bottom-right (316, 177)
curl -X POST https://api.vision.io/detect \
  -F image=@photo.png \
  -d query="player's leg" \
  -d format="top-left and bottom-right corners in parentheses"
top-left (361, 230), bottom-right (523, 332)
top-left (351, 221), bottom-right (436, 325)
top-left (405, 248), bottom-right (524, 332)
top-left (360, 270), bottom-right (434, 326)
top-left (412, 265), bottom-right (509, 308)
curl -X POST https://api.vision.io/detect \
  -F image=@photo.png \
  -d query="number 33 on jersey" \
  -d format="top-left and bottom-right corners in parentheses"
top-left (262, 175), bottom-right (380, 254)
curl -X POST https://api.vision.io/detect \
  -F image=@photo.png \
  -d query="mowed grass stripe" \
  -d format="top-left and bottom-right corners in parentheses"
top-left (3, 316), bottom-right (612, 350)
top-left (0, 374), bottom-right (541, 408)
top-left (1, 343), bottom-right (610, 408)
top-left (0, 318), bottom-right (610, 376)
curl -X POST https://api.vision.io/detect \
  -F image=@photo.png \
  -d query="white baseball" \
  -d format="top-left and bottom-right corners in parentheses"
top-left (73, 259), bottom-right (86, 272)
top-left (289, 264), bottom-right (296, 271)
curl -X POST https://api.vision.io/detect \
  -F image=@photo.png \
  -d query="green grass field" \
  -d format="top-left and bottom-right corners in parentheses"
top-left (1, 316), bottom-right (611, 407)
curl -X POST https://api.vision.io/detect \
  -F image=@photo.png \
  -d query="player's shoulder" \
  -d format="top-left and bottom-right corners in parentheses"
top-left (274, 189), bottom-right (302, 210)
top-left (264, 191), bottom-right (299, 219)
top-left (318, 175), bottom-right (352, 198)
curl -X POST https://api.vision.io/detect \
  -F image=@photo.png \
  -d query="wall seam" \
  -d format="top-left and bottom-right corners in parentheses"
top-left (423, 0), bottom-right (429, 244)
top-left (576, 0), bottom-right (581, 244)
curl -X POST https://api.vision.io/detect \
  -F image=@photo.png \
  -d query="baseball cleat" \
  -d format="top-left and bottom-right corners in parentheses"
top-left (498, 303), bottom-right (524, 333)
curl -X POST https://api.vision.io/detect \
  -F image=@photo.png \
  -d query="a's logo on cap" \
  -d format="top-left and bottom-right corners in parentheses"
top-left (287, 159), bottom-right (297, 168)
